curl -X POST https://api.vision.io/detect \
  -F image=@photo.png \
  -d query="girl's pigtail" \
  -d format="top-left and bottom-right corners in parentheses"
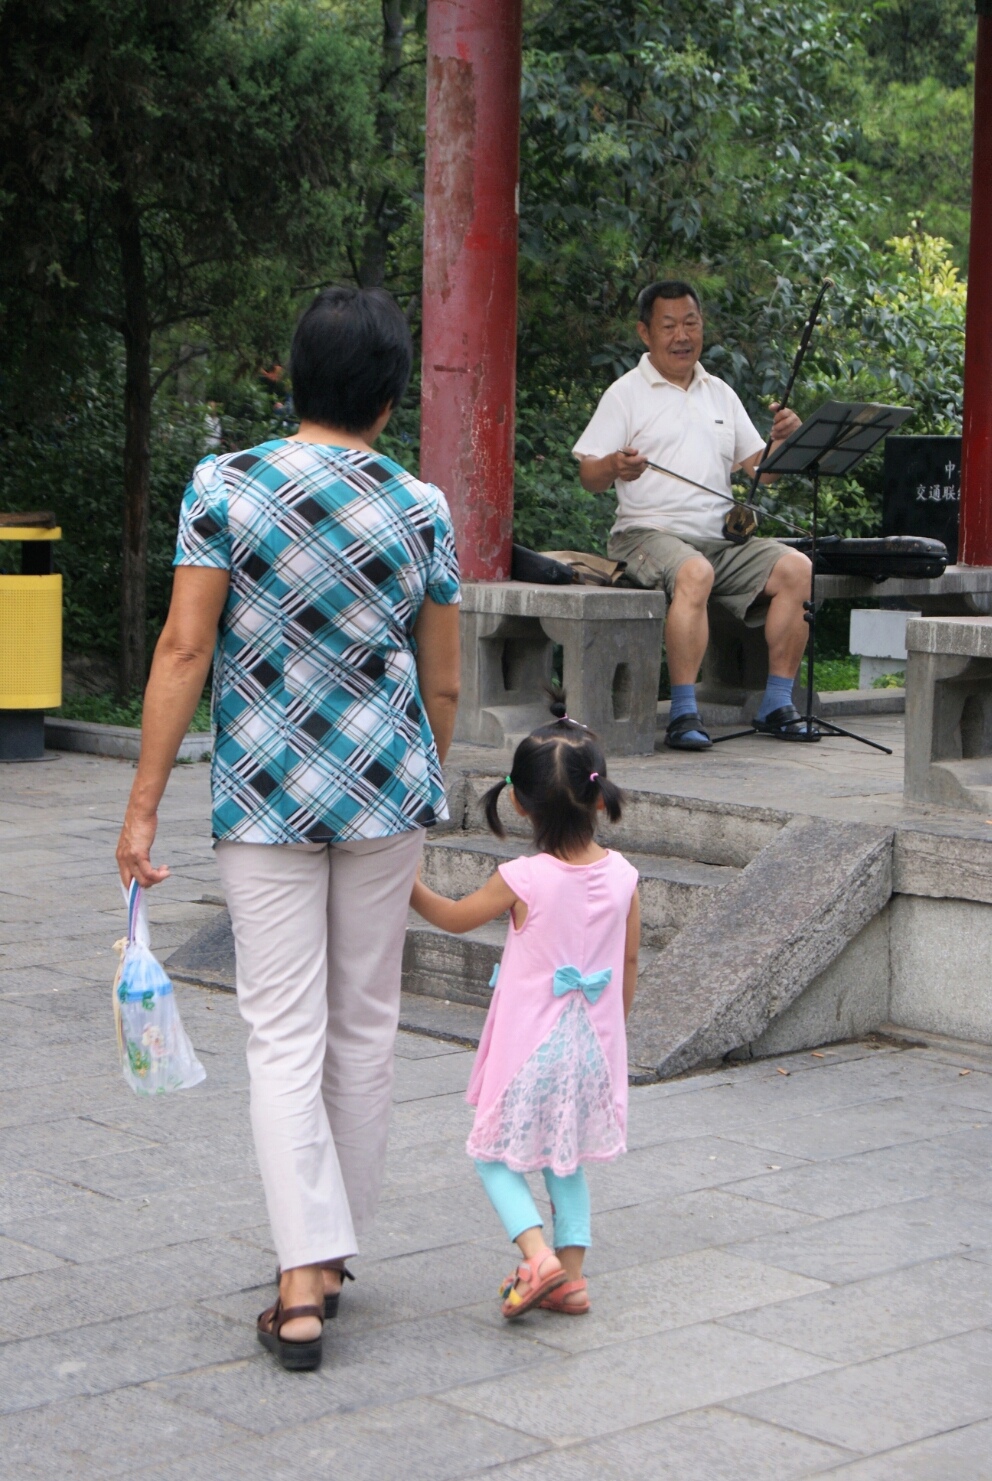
top-left (481, 778), bottom-right (508, 838)
top-left (547, 685), bottom-right (568, 722)
top-left (597, 775), bottom-right (624, 824)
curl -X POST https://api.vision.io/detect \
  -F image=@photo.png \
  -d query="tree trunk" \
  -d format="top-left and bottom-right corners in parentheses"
top-left (118, 202), bottom-right (152, 695)
top-left (358, 0), bottom-right (405, 287)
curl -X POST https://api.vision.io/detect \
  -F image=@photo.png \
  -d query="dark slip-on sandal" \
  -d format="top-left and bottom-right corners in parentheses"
top-left (257, 1299), bottom-right (323, 1371)
top-left (752, 704), bottom-right (821, 741)
top-left (664, 712), bottom-right (712, 751)
top-left (274, 1263), bottom-right (354, 1320)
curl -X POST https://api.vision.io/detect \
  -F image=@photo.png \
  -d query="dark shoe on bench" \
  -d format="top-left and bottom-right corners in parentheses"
top-left (753, 704), bottom-right (820, 740)
top-left (664, 712), bottom-right (712, 751)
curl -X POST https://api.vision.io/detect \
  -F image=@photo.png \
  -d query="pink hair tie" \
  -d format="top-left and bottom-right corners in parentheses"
top-left (589, 772), bottom-right (599, 782)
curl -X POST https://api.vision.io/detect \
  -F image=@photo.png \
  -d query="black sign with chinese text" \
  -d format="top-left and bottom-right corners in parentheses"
top-left (883, 436), bottom-right (961, 562)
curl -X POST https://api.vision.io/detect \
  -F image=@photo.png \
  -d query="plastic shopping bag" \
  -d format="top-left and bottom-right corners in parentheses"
top-left (112, 881), bottom-right (206, 1095)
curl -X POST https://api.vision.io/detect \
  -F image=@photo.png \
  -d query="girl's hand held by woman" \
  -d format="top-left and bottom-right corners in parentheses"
top-left (410, 871), bottom-right (520, 934)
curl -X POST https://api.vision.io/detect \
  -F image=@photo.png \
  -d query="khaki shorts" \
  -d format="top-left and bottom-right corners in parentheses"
top-left (608, 527), bottom-right (788, 627)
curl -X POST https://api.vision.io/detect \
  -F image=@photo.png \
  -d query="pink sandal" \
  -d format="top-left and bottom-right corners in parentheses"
top-left (499, 1247), bottom-right (567, 1319)
top-left (538, 1276), bottom-right (590, 1315)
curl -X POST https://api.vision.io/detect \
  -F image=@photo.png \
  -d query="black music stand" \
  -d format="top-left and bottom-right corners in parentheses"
top-left (713, 401), bottom-right (913, 755)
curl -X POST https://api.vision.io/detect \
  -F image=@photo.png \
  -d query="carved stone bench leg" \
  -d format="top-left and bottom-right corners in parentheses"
top-left (455, 586), bottom-right (666, 755)
top-left (904, 616), bottom-right (992, 810)
top-left (540, 614), bottom-right (665, 755)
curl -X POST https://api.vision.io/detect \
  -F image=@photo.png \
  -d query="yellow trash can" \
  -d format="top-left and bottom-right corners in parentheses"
top-left (0, 511), bottom-right (62, 760)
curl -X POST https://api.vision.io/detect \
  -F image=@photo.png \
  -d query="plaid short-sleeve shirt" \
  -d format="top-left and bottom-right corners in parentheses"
top-left (174, 439), bottom-right (461, 845)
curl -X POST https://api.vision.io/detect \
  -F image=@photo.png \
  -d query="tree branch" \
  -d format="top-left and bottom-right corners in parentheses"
top-left (150, 345), bottom-right (210, 397)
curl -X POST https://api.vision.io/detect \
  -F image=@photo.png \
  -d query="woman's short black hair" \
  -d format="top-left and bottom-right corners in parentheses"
top-left (481, 693), bottom-right (624, 859)
top-left (636, 279), bottom-right (702, 325)
top-left (289, 286), bottom-right (413, 432)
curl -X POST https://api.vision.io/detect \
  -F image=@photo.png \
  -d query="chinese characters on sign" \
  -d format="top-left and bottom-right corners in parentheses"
top-left (883, 438), bottom-right (962, 563)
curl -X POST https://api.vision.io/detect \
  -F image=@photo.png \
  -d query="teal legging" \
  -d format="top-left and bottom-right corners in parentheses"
top-left (474, 1159), bottom-right (591, 1248)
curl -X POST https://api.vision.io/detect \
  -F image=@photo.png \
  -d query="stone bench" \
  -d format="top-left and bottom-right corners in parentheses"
top-left (456, 582), bottom-right (665, 755)
top-left (904, 614), bottom-right (992, 811)
top-left (456, 568), bottom-right (992, 756)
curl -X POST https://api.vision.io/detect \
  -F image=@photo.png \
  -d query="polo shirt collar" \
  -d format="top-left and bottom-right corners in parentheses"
top-left (637, 353), bottom-right (710, 390)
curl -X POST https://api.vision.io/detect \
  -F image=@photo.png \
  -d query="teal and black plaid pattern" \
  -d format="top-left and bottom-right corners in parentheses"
top-left (174, 440), bottom-right (461, 844)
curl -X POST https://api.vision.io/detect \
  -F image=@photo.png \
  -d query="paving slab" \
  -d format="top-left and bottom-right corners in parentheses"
top-left (145, 1397), bottom-right (544, 1481)
top-left (813, 1417), bottom-right (992, 1479)
top-left (726, 1194), bottom-right (991, 1283)
top-left (470, 1408), bottom-right (854, 1480)
top-left (718, 1254), bottom-right (992, 1362)
top-left (443, 1323), bottom-right (837, 1443)
top-left (728, 1327), bottom-right (992, 1454)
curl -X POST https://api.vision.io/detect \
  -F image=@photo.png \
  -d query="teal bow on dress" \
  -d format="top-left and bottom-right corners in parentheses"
top-left (552, 965), bottom-right (612, 1004)
top-left (489, 963), bottom-right (500, 988)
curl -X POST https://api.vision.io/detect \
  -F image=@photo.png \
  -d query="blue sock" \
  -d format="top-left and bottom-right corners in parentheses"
top-left (669, 684), bottom-right (707, 744)
top-left (669, 684), bottom-right (697, 722)
top-left (757, 673), bottom-right (795, 721)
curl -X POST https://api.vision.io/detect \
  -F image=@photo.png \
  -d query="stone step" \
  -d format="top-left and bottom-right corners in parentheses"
top-left (401, 912), bottom-right (668, 1014)
top-left (419, 833), bottom-right (739, 944)
top-left (454, 774), bottom-right (786, 868)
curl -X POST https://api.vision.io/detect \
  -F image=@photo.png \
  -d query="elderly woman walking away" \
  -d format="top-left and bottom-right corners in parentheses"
top-left (116, 287), bottom-right (461, 1371)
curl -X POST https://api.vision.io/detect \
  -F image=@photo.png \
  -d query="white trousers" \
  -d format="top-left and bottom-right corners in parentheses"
top-left (216, 829), bottom-right (425, 1271)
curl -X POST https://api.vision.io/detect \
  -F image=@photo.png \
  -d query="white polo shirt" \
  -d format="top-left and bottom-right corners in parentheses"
top-left (572, 354), bottom-right (765, 542)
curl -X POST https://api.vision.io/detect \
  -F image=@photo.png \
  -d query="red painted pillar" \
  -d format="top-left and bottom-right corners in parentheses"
top-left (960, 6), bottom-right (992, 565)
top-left (420, 0), bottom-right (522, 581)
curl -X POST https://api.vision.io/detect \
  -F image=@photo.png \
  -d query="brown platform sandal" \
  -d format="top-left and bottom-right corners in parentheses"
top-left (256, 1299), bottom-right (323, 1371)
top-left (274, 1263), bottom-right (354, 1320)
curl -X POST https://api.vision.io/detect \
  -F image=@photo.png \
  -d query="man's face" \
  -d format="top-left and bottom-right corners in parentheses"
top-left (636, 295), bottom-right (704, 382)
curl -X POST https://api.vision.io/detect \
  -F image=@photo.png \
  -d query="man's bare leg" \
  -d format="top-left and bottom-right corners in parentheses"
top-left (665, 556), bottom-right (714, 684)
top-left (664, 556), bottom-right (714, 748)
top-left (755, 550), bottom-right (814, 731)
top-left (762, 550), bottom-right (812, 677)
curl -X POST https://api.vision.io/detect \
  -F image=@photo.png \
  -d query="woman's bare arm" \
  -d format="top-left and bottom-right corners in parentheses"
top-left (622, 890), bottom-right (641, 1020)
top-left (410, 870), bottom-right (518, 934)
top-left (413, 597), bottom-right (460, 763)
top-left (116, 566), bottom-right (229, 888)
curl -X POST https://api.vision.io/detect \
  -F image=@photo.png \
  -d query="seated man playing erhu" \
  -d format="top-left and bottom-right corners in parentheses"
top-left (573, 279), bottom-right (814, 749)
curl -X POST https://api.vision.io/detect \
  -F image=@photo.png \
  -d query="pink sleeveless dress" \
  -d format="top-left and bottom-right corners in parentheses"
top-left (466, 849), bottom-right (639, 1176)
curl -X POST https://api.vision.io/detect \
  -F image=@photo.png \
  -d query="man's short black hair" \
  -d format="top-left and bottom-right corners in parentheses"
top-left (290, 286), bottom-right (413, 432)
top-left (636, 280), bottom-right (702, 325)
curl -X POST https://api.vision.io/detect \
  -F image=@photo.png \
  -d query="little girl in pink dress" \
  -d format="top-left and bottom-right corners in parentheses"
top-left (411, 700), bottom-right (640, 1318)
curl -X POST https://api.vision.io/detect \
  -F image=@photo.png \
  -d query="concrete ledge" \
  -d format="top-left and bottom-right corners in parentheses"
top-left (459, 580), bottom-right (666, 620)
top-left (45, 716), bottom-right (212, 762)
top-left (817, 565), bottom-right (992, 604)
top-left (905, 614), bottom-right (992, 658)
top-left (894, 825), bottom-right (992, 904)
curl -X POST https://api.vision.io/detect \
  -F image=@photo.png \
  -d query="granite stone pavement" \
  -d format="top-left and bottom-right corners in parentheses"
top-left (0, 752), bottom-right (990, 1481)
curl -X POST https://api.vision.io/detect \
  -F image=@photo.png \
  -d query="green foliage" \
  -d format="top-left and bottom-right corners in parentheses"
top-left (861, 0), bottom-right (975, 88)
top-left (0, 0), bottom-right (975, 669)
top-left (757, 227), bottom-right (966, 538)
top-left (54, 690), bottom-right (212, 732)
top-left (0, 340), bottom-right (209, 656)
top-left (799, 655), bottom-right (860, 691)
top-left (847, 77), bottom-right (973, 268)
top-left (0, 0), bottom-right (376, 684)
